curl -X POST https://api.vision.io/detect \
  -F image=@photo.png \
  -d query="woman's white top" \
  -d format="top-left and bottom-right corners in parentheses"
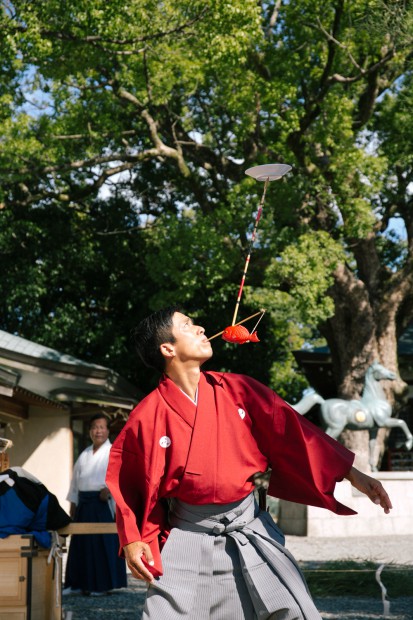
top-left (67, 438), bottom-right (112, 505)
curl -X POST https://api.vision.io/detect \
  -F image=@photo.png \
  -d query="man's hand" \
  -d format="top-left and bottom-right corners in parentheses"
top-left (69, 502), bottom-right (76, 519)
top-left (123, 540), bottom-right (155, 583)
top-left (99, 487), bottom-right (111, 502)
top-left (345, 466), bottom-right (393, 514)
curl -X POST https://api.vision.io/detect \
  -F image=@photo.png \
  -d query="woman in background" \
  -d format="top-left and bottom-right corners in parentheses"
top-left (63, 413), bottom-right (127, 596)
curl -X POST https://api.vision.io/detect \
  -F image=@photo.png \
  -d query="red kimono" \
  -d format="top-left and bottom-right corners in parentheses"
top-left (106, 371), bottom-right (355, 576)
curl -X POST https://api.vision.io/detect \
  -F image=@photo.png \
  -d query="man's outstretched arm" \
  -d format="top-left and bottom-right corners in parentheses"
top-left (344, 466), bottom-right (393, 514)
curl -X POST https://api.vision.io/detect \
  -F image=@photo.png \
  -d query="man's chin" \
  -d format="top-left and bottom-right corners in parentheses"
top-left (200, 348), bottom-right (213, 364)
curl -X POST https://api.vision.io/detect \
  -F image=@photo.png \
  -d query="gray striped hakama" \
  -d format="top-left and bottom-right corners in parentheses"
top-left (142, 493), bottom-right (321, 620)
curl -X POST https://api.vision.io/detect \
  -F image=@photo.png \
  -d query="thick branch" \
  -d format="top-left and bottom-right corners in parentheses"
top-left (113, 86), bottom-right (189, 176)
top-left (6, 8), bottom-right (209, 48)
top-left (382, 263), bottom-right (413, 320)
top-left (322, 263), bottom-right (377, 396)
top-left (316, 0), bottom-right (344, 94)
top-left (311, 13), bottom-right (364, 76)
top-left (328, 49), bottom-right (395, 85)
top-left (3, 145), bottom-right (184, 208)
top-left (172, 124), bottom-right (244, 181)
top-left (52, 130), bottom-right (138, 141)
top-left (1, 151), bottom-right (159, 176)
top-left (308, 13), bottom-right (397, 86)
top-left (5, 161), bottom-right (136, 207)
top-left (264, 0), bottom-right (282, 40)
top-left (350, 234), bottom-right (384, 295)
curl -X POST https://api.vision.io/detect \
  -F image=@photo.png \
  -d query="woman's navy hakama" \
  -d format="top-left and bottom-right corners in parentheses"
top-left (64, 491), bottom-right (127, 594)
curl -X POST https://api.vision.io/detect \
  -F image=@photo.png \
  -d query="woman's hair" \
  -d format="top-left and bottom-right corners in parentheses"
top-left (131, 305), bottom-right (183, 373)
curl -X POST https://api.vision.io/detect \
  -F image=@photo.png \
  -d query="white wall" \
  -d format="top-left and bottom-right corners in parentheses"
top-left (6, 406), bottom-right (73, 513)
top-left (278, 472), bottom-right (413, 536)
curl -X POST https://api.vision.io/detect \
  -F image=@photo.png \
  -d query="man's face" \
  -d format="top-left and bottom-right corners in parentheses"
top-left (89, 418), bottom-right (109, 449)
top-left (168, 312), bottom-right (213, 365)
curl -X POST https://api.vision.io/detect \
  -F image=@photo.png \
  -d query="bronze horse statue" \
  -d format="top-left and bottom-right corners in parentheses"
top-left (292, 361), bottom-right (413, 471)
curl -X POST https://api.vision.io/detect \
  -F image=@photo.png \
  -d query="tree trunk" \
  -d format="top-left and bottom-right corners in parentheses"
top-left (340, 428), bottom-right (390, 473)
top-left (320, 261), bottom-right (409, 472)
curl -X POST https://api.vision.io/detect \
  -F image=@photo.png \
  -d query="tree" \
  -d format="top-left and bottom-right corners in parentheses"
top-left (1, 1), bottom-right (413, 467)
top-left (0, 0), bottom-right (309, 396)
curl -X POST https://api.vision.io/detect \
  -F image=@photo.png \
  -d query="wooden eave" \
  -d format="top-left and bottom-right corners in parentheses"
top-left (50, 388), bottom-right (135, 410)
top-left (0, 385), bottom-right (68, 422)
top-left (13, 386), bottom-right (68, 410)
top-left (0, 395), bottom-right (28, 420)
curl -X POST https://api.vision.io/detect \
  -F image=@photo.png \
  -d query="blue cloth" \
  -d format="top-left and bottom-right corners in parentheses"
top-left (0, 468), bottom-right (71, 548)
top-left (64, 491), bottom-right (127, 593)
top-left (0, 488), bottom-right (51, 547)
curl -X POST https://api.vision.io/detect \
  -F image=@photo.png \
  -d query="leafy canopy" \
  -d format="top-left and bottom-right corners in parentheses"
top-left (1, 0), bottom-right (413, 398)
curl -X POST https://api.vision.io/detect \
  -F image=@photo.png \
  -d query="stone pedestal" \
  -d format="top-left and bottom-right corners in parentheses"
top-left (277, 471), bottom-right (413, 536)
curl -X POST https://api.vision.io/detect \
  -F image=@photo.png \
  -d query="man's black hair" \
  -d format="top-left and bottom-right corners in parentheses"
top-left (88, 413), bottom-right (109, 429)
top-left (131, 305), bottom-right (184, 373)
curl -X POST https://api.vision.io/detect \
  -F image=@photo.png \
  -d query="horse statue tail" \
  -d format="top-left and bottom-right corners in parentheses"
top-left (289, 391), bottom-right (325, 415)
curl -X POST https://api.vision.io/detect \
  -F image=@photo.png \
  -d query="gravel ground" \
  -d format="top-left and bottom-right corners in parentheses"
top-left (62, 535), bottom-right (413, 619)
top-left (62, 578), bottom-right (413, 620)
top-left (288, 534), bottom-right (413, 619)
top-left (285, 534), bottom-right (413, 566)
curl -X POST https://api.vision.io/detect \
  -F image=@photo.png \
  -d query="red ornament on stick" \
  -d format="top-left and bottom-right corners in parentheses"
top-left (222, 325), bottom-right (260, 344)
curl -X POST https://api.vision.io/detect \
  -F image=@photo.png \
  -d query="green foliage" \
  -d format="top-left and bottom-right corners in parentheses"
top-left (265, 232), bottom-right (346, 324)
top-left (143, 208), bottom-right (236, 308)
top-left (1, 0), bottom-right (413, 399)
top-left (0, 196), bottom-right (153, 383)
top-left (303, 561), bottom-right (413, 598)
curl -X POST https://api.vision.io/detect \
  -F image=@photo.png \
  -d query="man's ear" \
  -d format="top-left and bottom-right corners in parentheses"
top-left (160, 342), bottom-right (175, 359)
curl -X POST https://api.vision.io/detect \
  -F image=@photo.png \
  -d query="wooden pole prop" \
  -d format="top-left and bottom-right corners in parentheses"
top-left (230, 163), bottom-right (292, 328)
top-left (231, 178), bottom-right (269, 326)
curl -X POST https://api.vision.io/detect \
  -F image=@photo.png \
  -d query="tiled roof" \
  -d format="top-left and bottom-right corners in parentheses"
top-left (0, 330), bottom-right (104, 369)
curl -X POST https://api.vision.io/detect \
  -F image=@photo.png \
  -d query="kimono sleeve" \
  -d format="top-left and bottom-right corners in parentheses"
top-left (267, 394), bottom-right (356, 515)
top-left (106, 438), bottom-right (144, 549)
top-left (233, 374), bottom-right (356, 515)
top-left (66, 454), bottom-right (81, 505)
top-left (106, 415), bottom-right (168, 577)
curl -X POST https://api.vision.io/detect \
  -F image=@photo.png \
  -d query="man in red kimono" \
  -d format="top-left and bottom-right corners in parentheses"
top-left (106, 306), bottom-right (392, 620)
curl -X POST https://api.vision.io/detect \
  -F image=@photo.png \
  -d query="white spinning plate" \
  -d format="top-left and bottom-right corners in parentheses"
top-left (245, 163), bottom-right (292, 181)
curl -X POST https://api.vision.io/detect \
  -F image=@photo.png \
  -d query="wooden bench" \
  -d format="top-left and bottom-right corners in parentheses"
top-left (57, 522), bottom-right (118, 535)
